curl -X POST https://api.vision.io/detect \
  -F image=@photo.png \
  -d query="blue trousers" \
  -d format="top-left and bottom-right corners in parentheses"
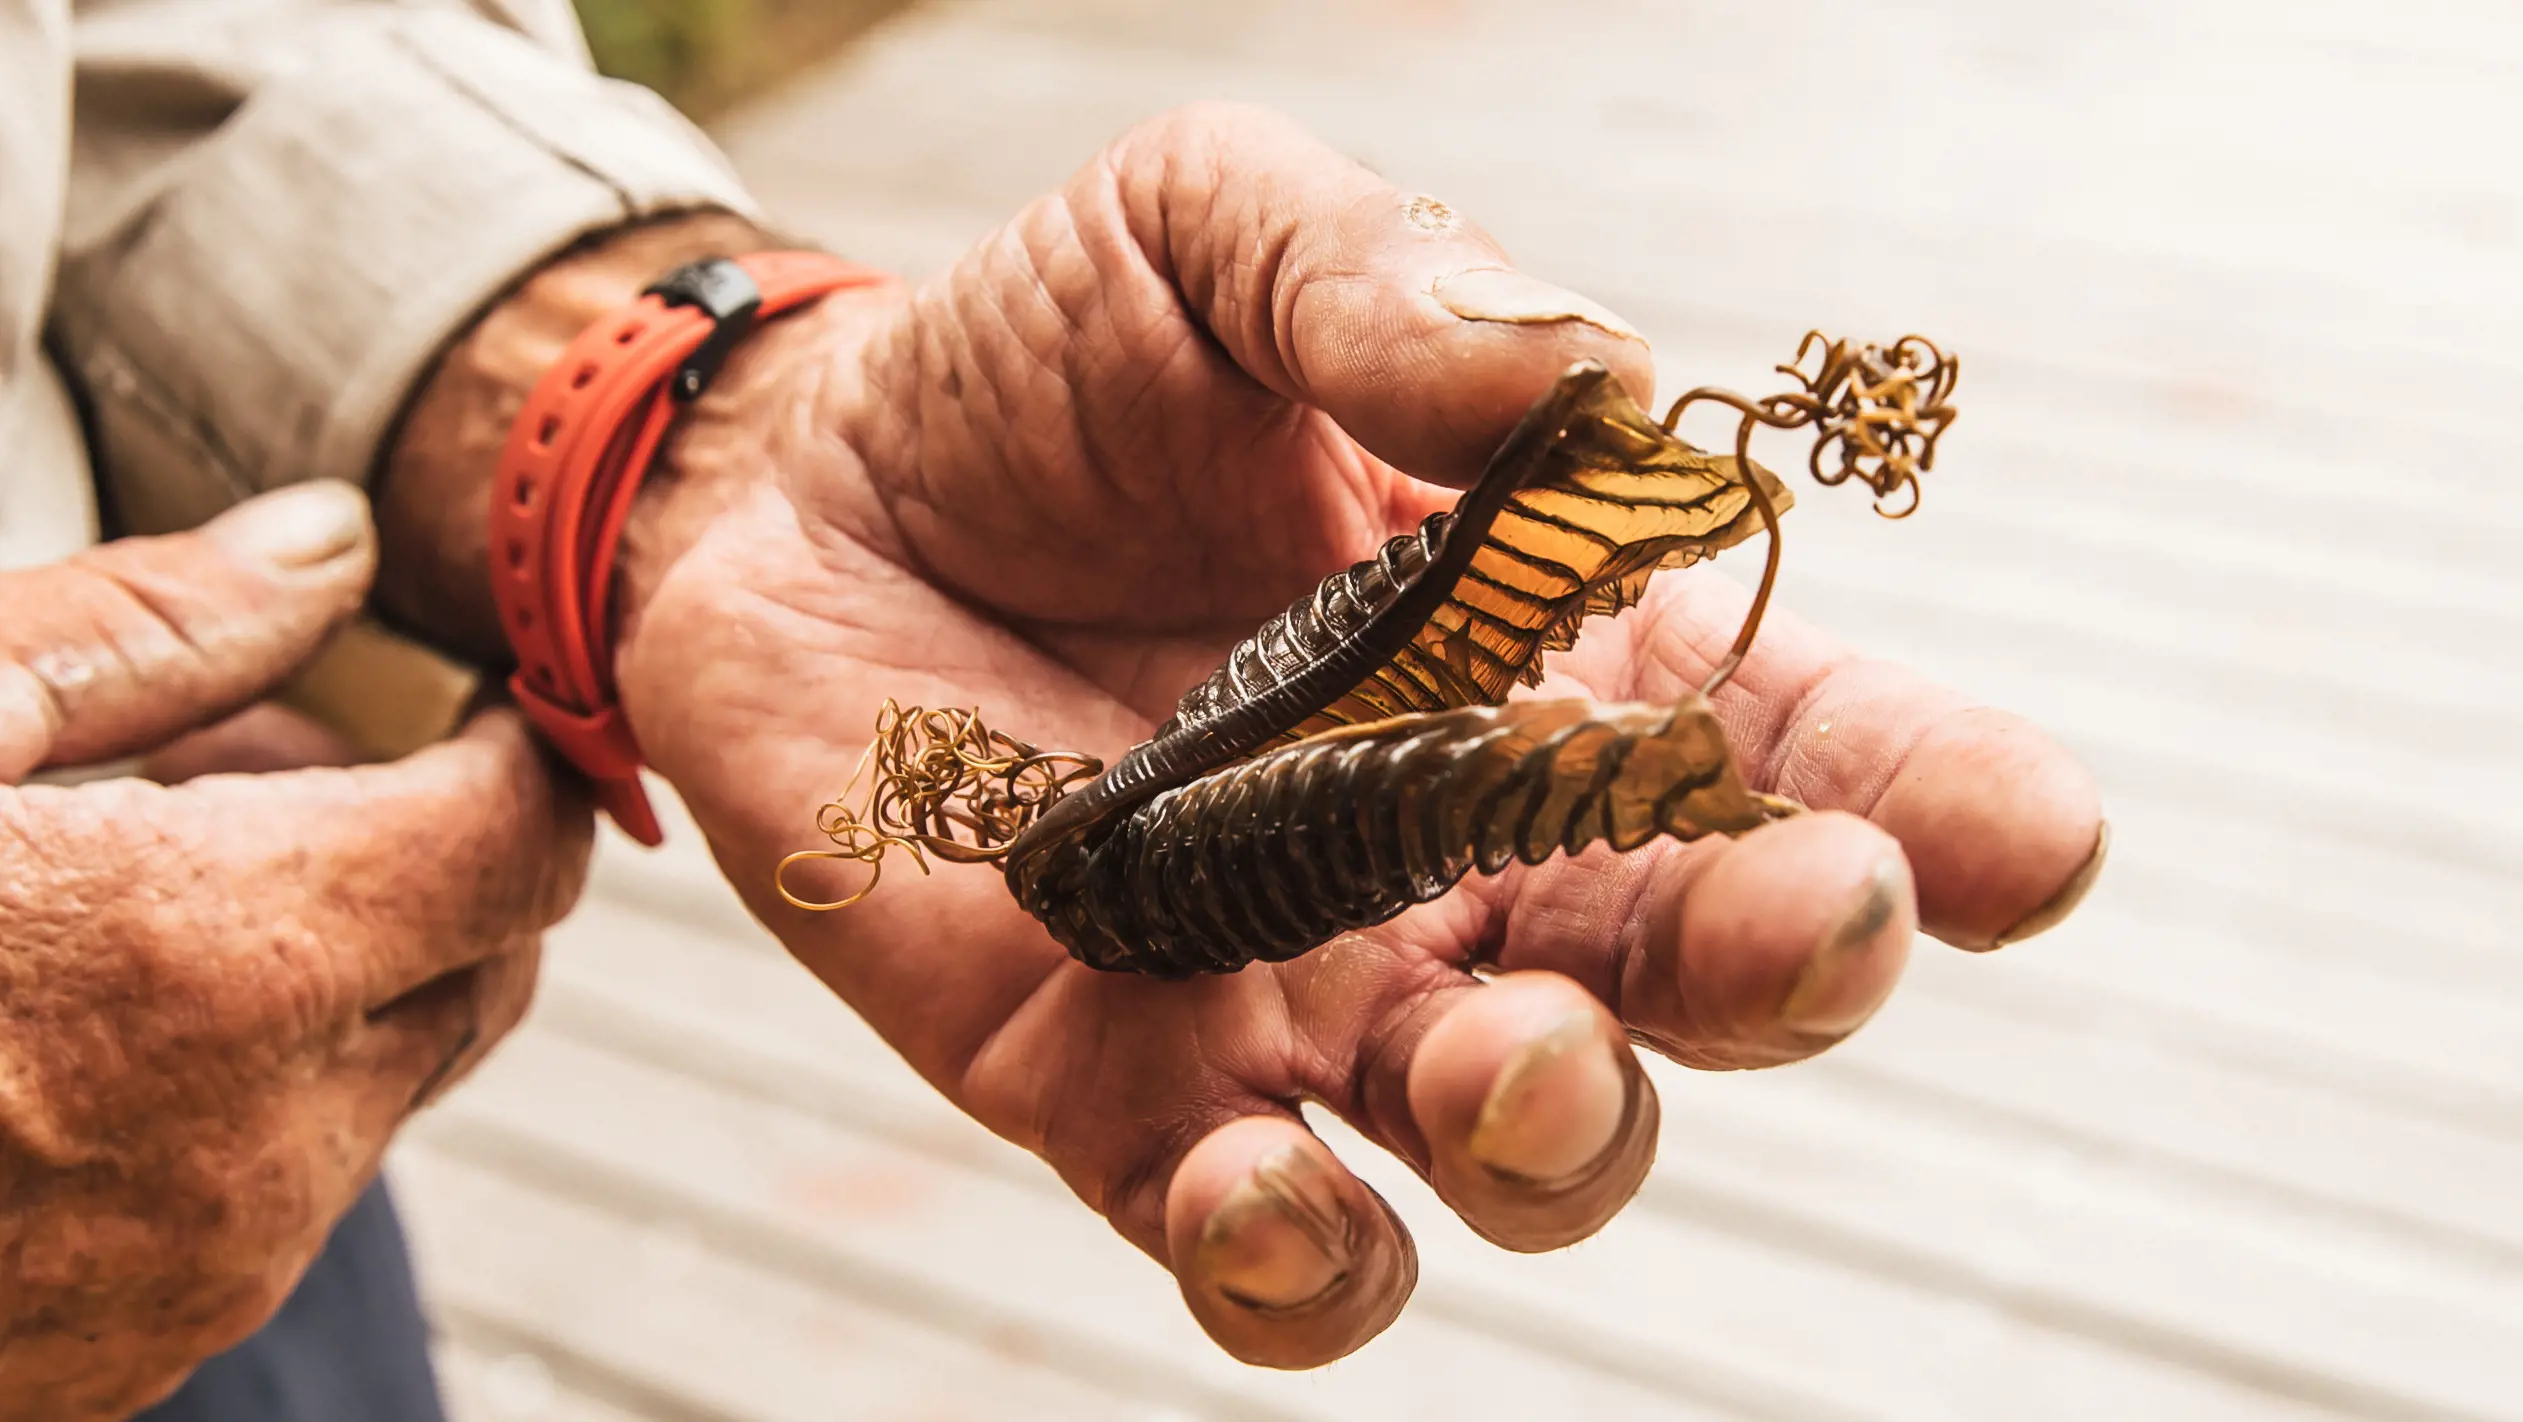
top-left (136, 1180), bottom-right (446, 1422)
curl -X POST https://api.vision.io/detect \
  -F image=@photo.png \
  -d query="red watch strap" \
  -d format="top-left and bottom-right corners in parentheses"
top-left (489, 251), bottom-right (890, 845)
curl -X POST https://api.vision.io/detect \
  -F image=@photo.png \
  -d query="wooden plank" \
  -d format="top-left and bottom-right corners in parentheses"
top-left (432, 1331), bottom-right (655, 1422)
top-left (714, 11), bottom-right (2523, 404)
top-left (407, 1000), bottom-right (2338, 1422)
top-left (400, 1145), bottom-right (1142, 1422)
top-left (404, 1027), bottom-right (1780, 1422)
top-left (557, 857), bottom-right (2523, 1264)
top-left (499, 893), bottom-right (2517, 1418)
top-left (389, 2), bottom-right (2523, 1420)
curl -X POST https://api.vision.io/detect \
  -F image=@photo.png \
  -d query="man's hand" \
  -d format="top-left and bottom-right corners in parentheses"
top-left (0, 485), bottom-right (593, 1420)
top-left (382, 103), bottom-right (2103, 1369)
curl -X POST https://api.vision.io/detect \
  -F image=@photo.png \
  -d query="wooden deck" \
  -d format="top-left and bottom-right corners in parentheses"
top-left (402, 1), bottom-right (2523, 1418)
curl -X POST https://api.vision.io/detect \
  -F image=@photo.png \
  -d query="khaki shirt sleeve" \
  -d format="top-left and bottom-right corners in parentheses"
top-left (48, 0), bottom-right (760, 537)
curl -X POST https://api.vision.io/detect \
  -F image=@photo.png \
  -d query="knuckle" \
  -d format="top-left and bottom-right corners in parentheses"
top-left (0, 558), bottom-right (220, 744)
top-left (56, 550), bottom-right (220, 666)
top-left (1118, 101), bottom-right (1305, 180)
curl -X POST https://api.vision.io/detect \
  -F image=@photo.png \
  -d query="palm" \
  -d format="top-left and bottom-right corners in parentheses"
top-left (617, 103), bottom-right (2105, 1368)
top-left (622, 312), bottom-right (1472, 1163)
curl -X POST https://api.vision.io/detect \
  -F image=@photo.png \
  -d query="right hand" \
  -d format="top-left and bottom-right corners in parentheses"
top-left (0, 482), bottom-right (593, 1421)
top-left (612, 105), bottom-right (2104, 1369)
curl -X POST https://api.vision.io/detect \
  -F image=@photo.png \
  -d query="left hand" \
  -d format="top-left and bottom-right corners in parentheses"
top-left (0, 492), bottom-right (590, 1419)
top-left (595, 103), bottom-right (2104, 1368)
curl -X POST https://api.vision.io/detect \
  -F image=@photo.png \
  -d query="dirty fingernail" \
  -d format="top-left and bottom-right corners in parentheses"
top-left (1468, 1012), bottom-right (1630, 1186)
top-left (1197, 1145), bottom-right (1355, 1313)
top-left (1777, 854), bottom-right (1909, 1041)
top-left (1431, 268), bottom-right (1644, 343)
top-left (1991, 821), bottom-right (2111, 950)
top-left (206, 481), bottom-right (373, 571)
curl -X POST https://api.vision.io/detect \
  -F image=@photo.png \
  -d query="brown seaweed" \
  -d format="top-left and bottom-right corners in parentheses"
top-left (777, 334), bottom-right (1957, 977)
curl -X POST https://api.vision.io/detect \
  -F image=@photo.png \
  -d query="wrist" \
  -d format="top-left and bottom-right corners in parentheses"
top-left (424, 238), bottom-right (894, 844)
top-left (372, 211), bottom-right (779, 666)
top-left (609, 284), bottom-right (894, 646)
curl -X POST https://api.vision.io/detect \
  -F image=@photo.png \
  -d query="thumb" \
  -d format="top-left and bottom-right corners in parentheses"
top-left (1108, 103), bottom-right (1657, 488)
top-left (0, 481), bottom-right (376, 782)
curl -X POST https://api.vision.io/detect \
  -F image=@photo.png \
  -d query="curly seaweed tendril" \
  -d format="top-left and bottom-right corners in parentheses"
top-left (774, 700), bottom-right (1104, 911)
top-left (783, 331), bottom-right (1957, 918)
top-left (1662, 332), bottom-right (1958, 696)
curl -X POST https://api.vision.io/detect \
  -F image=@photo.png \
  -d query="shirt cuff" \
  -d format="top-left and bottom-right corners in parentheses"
top-left (51, 10), bottom-right (759, 537)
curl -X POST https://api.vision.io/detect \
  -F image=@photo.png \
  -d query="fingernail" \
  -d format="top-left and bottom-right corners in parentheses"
top-left (1197, 1145), bottom-right (1354, 1313)
top-left (1431, 268), bottom-right (1644, 343)
top-left (1467, 1012), bottom-right (1630, 1186)
top-left (1991, 821), bottom-right (2111, 950)
top-left (1777, 854), bottom-right (1907, 1040)
top-left (205, 481), bottom-right (373, 571)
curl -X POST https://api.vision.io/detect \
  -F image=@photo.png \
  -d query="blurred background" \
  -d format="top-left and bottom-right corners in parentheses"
top-left (401, 1), bottom-right (2523, 1419)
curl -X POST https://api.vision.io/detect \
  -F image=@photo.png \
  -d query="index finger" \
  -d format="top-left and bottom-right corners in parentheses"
top-left (1555, 569), bottom-right (2107, 949)
top-left (1106, 102), bottom-right (1658, 488)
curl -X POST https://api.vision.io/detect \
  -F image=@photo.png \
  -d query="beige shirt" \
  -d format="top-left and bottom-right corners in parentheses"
top-left (0, 0), bottom-right (758, 574)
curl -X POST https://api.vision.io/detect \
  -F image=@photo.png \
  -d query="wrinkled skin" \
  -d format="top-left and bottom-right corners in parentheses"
top-left (0, 487), bottom-right (591, 1420)
top-left (615, 103), bottom-right (2106, 1367)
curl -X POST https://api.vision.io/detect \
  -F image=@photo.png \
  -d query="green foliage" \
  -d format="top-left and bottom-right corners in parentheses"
top-left (575, 0), bottom-right (747, 110)
top-left (573, 0), bottom-right (912, 118)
